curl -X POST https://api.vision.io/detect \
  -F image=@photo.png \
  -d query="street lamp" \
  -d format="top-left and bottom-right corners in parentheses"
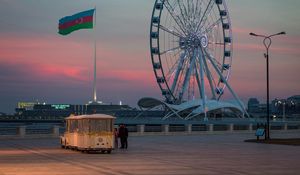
top-left (277, 100), bottom-right (286, 121)
top-left (249, 31), bottom-right (286, 140)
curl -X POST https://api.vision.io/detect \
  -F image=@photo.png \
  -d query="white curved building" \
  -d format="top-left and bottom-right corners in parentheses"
top-left (138, 97), bottom-right (247, 120)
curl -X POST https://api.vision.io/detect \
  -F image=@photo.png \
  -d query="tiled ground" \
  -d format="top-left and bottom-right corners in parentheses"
top-left (0, 132), bottom-right (299, 175)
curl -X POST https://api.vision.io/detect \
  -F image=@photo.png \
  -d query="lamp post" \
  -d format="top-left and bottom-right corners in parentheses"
top-left (283, 101), bottom-right (286, 121)
top-left (249, 31), bottom-right (286, 140)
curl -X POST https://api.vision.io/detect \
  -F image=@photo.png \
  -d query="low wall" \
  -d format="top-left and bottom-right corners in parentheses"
top-left (1, 123), bottom-right (299, 138)
top-left (0, 125), bottom-right (60, 138)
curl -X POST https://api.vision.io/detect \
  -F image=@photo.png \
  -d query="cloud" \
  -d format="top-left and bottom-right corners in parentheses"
top-left (0, 61), bottom-right (88, 84)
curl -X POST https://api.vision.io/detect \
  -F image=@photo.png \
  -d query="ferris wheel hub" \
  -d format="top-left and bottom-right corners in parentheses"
top-left (179, 34), bottom-right (208, 49)
top-left (200, 34), bottom-right (208, 48)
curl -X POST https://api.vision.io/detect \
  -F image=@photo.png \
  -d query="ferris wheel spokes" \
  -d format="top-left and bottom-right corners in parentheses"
top-left (165, 51), bottom-right (184, 79)
top-left (195, 0), bottom-right (215, 33)
top-left (158, 24), bottom-right (183, 38)
top-left (170, 50), bottom-right (187, 94)
top-left (178, 49), bottom-right (197, 101)
top-left (163, 1), bottom-right (188, 35)
top-left (147, 0), bottom-right (250, 119)
top-left (201, 49), bottom-right (217, 100)
top-left (150, 0), bottom-right (235, 106)
top-left (159, 46), bottom-right (181, 55)
top-left (194, 60), bottom-right (203, 99)
top-left (202, 18), bottom-right (222, 34)
top-left (203, 48), bottom-right (248, 115)
top-left (198, 48), bottom-right (207, 119)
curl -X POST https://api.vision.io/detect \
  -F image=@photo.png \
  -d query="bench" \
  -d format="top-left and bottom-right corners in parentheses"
top-left (255, 128), bottom-right (265, 140)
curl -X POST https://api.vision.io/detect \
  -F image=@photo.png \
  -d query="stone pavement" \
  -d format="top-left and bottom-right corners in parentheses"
top-left (0, 132), bottom-right (300, 175)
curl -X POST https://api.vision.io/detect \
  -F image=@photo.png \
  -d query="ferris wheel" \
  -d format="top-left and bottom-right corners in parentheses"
top-left (150, 0), bottom-right (241, 109)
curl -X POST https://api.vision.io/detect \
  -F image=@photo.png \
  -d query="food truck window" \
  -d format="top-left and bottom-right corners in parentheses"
top-left (89, 119), bottom-right (112, 132)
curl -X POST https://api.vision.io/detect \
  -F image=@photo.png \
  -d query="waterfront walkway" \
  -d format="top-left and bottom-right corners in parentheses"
top-left (0, 132), bottom-right (300, 175)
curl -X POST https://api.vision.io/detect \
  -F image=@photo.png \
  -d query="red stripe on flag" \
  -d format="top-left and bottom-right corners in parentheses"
top-left (59, 16), bottom-right (93, 30)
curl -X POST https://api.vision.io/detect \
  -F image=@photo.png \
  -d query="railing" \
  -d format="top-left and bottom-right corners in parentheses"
top-left (0, 122), bottom-right (299, 138)
top-left (0, 125), bottom-right (60, 138)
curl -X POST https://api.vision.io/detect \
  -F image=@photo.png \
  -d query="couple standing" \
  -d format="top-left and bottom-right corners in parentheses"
top-left (114, 124), bottom-right (128, 149)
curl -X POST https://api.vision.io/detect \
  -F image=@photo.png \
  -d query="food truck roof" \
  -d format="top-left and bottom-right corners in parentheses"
top-left (66, 114), bottom-right (115, 120)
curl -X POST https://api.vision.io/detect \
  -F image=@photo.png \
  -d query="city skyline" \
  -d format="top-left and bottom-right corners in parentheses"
top-left (0, 0), bottom-right (300, 113)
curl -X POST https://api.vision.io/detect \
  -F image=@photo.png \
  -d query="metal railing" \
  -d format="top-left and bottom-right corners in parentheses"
top-left (0, 122), bottom-right (299, 138)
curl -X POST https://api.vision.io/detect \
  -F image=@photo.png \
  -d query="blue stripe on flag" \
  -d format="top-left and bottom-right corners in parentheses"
top-left (59, 9), bottom-right (95, 24)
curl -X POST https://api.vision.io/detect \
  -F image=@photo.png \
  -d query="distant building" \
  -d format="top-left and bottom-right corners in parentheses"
top-left (14, 102), bottom-right (165, 120)
top-left (247, 98), bottom-right (259, 113)
top-left (272, 98), bottom-right (286, 114)
top-left (17, 102), bottom-right (36, 110)
top-left (14, 95), bottom-right (300, 120)
top-left (272, 95), bottom-right (300, 116)
top-left (15, 102), bottom-right (36, 116)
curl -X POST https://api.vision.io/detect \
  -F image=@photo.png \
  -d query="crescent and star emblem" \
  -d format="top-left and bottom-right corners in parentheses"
top-left (76, 17), bottom-right (83, 24)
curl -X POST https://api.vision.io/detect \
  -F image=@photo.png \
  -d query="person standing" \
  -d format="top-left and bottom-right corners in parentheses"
top-left (124, 125), bottom-right (128, 149)
top-left (118, 124), bottom-right (126, 149)
top-left (114, 128), bottom-right (118, 149)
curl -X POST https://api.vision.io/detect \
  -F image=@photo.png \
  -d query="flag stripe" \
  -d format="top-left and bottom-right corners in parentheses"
top-left (59, 16), bottom-right (93, 30)
top-left (58, 22), bottom-right (93, 35)
top-left (59, 9), bottom-right (95, 24)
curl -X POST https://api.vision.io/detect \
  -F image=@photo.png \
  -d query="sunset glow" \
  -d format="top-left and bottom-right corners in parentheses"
top-left (0, 0), bottom-right (299, 113)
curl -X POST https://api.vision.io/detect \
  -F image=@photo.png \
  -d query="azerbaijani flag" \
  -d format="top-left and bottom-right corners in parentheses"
top-left (58, 9), bottom-right (95, 35)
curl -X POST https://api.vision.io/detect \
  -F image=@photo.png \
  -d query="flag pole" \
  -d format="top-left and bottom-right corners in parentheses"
top-left (93, 7), bottom-right (97, 103)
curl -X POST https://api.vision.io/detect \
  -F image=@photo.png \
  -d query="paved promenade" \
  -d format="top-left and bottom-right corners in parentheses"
top-left (0, 132), bottom-right (300, 175)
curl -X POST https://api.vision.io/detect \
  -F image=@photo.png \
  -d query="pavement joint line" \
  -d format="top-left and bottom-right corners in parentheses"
top-left (3, 141), bottom-right (130, 175)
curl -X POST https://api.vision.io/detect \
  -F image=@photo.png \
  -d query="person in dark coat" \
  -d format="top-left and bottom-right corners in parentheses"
top-left (124, 125), bottom-right (128, 149)
top-left (118, 124), bottom-right (127, 149)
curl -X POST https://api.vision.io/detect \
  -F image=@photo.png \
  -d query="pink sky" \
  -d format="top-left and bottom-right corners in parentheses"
top-left (0, 0), bottom-right (299, 113)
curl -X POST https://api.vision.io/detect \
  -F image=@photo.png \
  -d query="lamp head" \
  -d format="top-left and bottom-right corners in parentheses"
top-left (278, 31), bottom-right (286, 35)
